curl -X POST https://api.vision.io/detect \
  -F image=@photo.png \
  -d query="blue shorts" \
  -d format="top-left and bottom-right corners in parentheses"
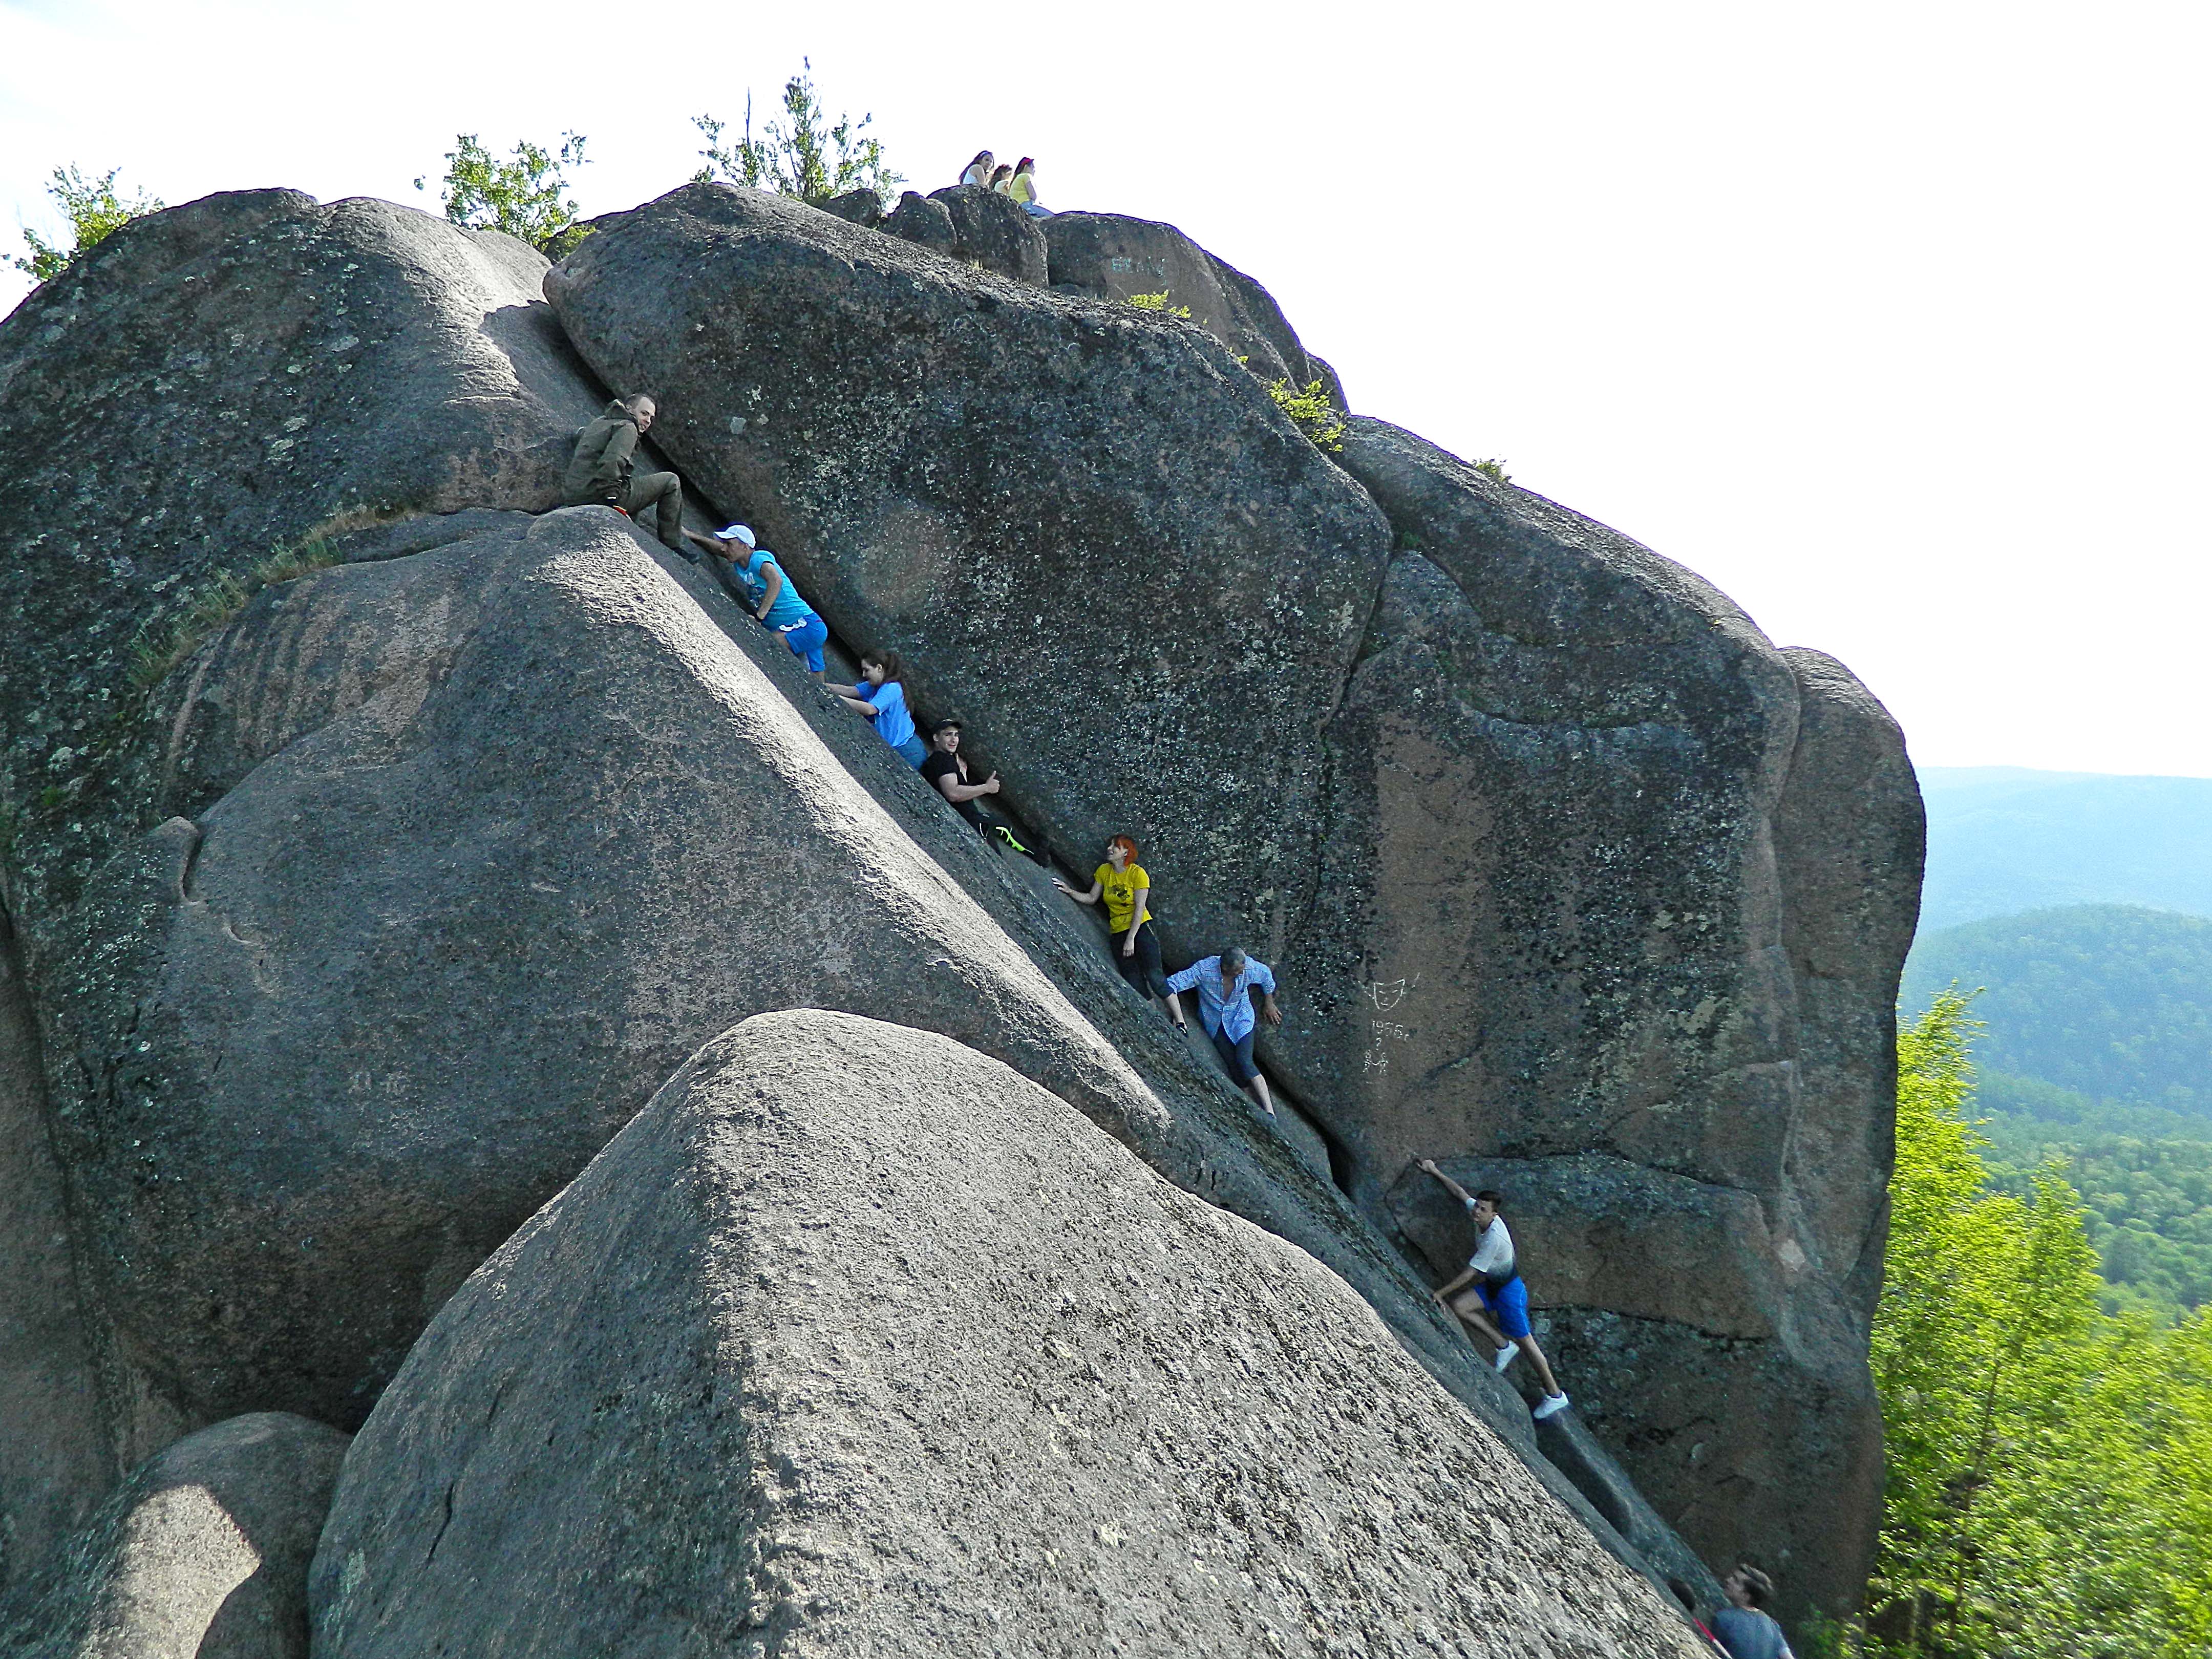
top-left (1476, 1276), bottom-right (1531, 1341)
top-left (775, 614), bottom-right (827, 672)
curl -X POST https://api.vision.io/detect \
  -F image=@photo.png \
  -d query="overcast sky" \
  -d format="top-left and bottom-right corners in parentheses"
top-left (5, 1), bottom-right (2206, 777)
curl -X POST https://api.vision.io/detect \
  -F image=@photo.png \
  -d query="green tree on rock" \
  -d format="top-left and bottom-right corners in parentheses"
top-left (11, 165), bottom-right (164, 282)
top-left (694, 60), bottom-right (902, 204)
top-left (417, 133), bottom-right (590, 256)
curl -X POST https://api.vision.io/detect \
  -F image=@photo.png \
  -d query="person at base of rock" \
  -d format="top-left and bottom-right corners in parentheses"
top-left (1008, 157), bottom-right (1051, 219)
top-left (561, 394), bottom-right (686, 553)
top-left (1163, 947), bottom-right (1282, 1117)
top-left (1415, 1161), bottom-right (1571, 1420)
top-left (960, 150), bottom-right (994, 187)
top-left (920, 721), bottom-right (1046, 860)
top-left (1709, 1566), bottom-right (1794, 1659)
top-left (826, 649), bottom-right (926, 767)
top-left (692, 523), bottom-right (828, 677)
top-left (1054, 836), bottom-right (1169, 1010)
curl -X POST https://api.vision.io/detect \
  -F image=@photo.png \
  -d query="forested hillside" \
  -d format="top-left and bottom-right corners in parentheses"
top-left (1918, 768), bottom-right (2212, 931)
top-left (1901, 904), bottom-right (2212, 1118)
top-left (1860, 995), bottom-right (2212, 1657)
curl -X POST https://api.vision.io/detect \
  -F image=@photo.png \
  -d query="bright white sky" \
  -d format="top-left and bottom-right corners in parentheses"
top-left (5, 1), bottom-right (2207, 777)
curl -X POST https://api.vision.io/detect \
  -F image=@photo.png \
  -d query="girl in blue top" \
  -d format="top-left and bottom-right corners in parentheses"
top-left (828, 649), bottom-right (927, 767)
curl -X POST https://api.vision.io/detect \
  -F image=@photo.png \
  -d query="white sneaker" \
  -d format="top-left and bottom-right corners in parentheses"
top-left (1533, 1392), bottom-right (1570, 1421)
top-left (1493, 1343), bottom-right (1520, 1373)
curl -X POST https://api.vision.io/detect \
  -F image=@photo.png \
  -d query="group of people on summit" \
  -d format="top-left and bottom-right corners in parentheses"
top-left (958, 150), bottom-right (1051, 217)
top-left (560, 391), bottom-right (1800, 1659)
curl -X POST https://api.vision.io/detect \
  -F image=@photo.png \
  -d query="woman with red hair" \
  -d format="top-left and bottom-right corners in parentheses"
top-left (1055, 835), bottom-right (1168, 1010)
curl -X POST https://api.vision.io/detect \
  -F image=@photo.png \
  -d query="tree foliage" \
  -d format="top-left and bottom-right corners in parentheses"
top-left (1857, 992), bottom-right (2212, 1657)
top-left (693, 60), bottom-right (902, 204)
top-left (416, 133), bottom-right (590, 255)
top-left (11, 164), bottom-right (164, 282)
top-left (1267, 377), bottom-right (1346, 452)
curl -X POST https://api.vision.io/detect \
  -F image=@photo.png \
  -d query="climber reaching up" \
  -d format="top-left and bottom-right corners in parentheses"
top-left (683, 524), bottom-right (829, 677)
top-left (826, 649), bottom-right (928, 767)
top-left (1162, 947), bottom-right (1282, 1117)
top-left (1417, 1162), bottom-right (1571, 1420)
top-left (561, 394), bottom-right (686, 554)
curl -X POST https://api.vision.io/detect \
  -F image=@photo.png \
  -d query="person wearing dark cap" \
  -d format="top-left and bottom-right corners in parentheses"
top-left (1710, 1567), bottom-right (1794, 1659)
top-left (1163, 947), bottom-right (1282, 1116)
top-left (684, 523), bottom-right (828, 677)
top-left (562, 394), bottom-right (686, 552)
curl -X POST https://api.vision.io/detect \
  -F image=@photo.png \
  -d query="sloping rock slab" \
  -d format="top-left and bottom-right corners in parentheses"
top-left (0, 1412), bottom-right (347, 1659)
top-left (1043, 210), bottom-right (1340, 399)
top-left (542, 183), bottom-right (1391, 988)
top-left (310, 1010), bottom-right (1710, 1659)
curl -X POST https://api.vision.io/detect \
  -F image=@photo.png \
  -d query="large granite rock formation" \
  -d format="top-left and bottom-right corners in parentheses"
top-left (0, 1411), bottom-right (347, 1658)
top-left (1330, 419), bottom-right (1922, 1620)
top-left (541, 183), bottom-right (1393, 1001)
top-left (310, 1009), bottom-right (1711, 1659)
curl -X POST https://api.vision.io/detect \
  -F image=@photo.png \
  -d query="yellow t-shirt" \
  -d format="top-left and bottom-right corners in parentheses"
top-left (1096, 862), bottom-right (1152, 934)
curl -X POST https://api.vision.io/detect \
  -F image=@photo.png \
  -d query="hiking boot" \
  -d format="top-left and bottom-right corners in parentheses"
top-left (1532, 1392), bottom-right (1570, 1421)
top-left (1493, 1343), bottom-right (1520, 1373)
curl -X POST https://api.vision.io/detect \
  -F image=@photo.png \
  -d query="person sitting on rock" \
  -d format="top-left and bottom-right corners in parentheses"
top-left (960, 150), bottom-right (995, 187)
top-left (988, 163), bottom-right (1014, 194)
top-left (691, 523), bottom-right (828, 677)
top-left (1008, 157), bottom-right (1051, 219)
top-left (1163, 947), bottom-right (1282, 1117)
top-left (1055, 836), bottom-right (1169, 1012)
top-left (920, 720), bottom-right (1044, 860)
top-left (561, 394), bottom-right (686, 554)
top-left (827, 648), bottom-right (926, 767)
top-left (1709, 1566), bottom-right (1795, 1659)
top-left (1415, 1161), bottom-right (1571, 1420)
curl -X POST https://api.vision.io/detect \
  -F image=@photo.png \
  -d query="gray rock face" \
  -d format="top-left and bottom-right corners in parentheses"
top-left (816, 187), bottom-right (883, 228)
top-left (1326, 418), bottom-right (1920, 1623)
top-left (882, 188), bottom-right (955, 254)
top-left (0, 1412), bottom-right (347, 1659)
top-left (0, 187), bottom-right (607, 932)
top-left (542, 183), bottom-right (1392, 1020)
top-left (925, 182), bottom-right (1049, 283)
top-left (310, 1009), bottom-right (1711, 1659)
top-left (1042, 210), bottom-right (1342, 401)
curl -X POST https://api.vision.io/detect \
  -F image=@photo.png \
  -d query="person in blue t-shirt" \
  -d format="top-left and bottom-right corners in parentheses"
top-left (827, 648), bottom-right (927, 767)
top-left (1708, 1567), bottom-right (1795, 1659)
top-left (686, 523), bottom-right (829, 676)
top-left (1163, 947), bottom-right (1282, 1117)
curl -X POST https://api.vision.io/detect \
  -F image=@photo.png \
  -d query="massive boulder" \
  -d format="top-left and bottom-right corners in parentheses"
top-left (542, 181), bottom-right (1392, 1028)
top-left (1326, 419), bottom-right (1922, 1622)
top-left (1043, 209), bottom-right (1343, 402)
top-left (0, 187), bottom-right (610, 930)
top-left (0, 1411), bottom-right (347, 1659)
top-left (310, 1010), bottom-right (1711, 1659)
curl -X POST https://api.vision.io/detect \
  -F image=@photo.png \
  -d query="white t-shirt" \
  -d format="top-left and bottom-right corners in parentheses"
top-left (1466, 1211), bottom-right (1517, 1285)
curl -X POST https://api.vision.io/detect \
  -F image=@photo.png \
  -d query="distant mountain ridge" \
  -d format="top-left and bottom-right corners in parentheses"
top-left (1902, 903), bottom-right (2212, 1121)
top-left (1918, 767), bottom-right (2212, 932)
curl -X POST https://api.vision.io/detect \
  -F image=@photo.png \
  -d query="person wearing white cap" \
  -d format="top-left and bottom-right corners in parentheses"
top-left (683, 523), bottom-right (830, 676)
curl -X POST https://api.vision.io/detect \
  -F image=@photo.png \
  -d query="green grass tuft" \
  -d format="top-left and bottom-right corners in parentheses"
top-left (126, 533), bottom-right (343, 693)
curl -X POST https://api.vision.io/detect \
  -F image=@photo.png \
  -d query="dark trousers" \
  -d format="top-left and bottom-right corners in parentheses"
top-left (1114, 921), bottom-right (1167, 999)
top-left (1210, 1025), bottom-right (1260, 1083)
top-left (623, 471), bottom-right (685, 551)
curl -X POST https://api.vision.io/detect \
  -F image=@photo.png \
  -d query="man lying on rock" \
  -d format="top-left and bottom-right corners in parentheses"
top-left (560, 392), bottom-right (686, 553)
top-left (1416, 1161), bottom-right (1571, 1420)
top-left (1163, 947), bottom-right (1282, 1118)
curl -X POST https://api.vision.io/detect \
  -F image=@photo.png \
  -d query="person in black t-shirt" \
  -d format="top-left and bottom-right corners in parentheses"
top-left (918, 720), bottom-right (1046, 861)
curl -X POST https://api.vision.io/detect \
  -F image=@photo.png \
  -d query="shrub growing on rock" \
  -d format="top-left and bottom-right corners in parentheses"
top-left (10, 164), bottom-right (163, 281)
top-left (692, 59), bottom-right (901, 204)
top-left (415, 132), bottom-right (590, 255)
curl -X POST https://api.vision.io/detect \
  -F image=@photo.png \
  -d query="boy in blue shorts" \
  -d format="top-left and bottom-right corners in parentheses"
top-left (1417, 1160), bottom-right (1570, 1420)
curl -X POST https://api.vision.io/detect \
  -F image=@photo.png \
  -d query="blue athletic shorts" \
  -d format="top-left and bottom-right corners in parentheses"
top-left (776, 614), bottom-right (828, 673)
top-left (1476, 1275), bottom-right (1532, 1341)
